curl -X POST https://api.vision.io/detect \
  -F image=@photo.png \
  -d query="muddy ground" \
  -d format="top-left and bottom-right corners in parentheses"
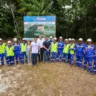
top-left (0, 63), bottom-right (96, 96)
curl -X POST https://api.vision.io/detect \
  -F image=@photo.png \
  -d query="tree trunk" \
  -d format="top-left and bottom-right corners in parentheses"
top-left (10, 7), bottom-right (20, 37)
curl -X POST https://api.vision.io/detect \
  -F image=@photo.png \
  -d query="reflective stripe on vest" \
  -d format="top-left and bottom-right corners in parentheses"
top-left (6, 46), bottom-right (14, 56)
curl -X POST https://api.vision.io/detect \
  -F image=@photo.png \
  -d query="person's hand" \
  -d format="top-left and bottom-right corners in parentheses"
top-left (47, 49), bottom-right (49, 51)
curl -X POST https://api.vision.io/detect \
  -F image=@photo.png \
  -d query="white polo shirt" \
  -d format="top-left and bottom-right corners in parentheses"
top-left (31, 41), bottom-right (39, 54)
top-left (37, 38), bottom-right (45, 48)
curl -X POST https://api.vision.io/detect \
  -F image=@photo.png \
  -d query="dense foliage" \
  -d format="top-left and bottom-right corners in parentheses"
top-left (0, 0), bottom-right (96, 41)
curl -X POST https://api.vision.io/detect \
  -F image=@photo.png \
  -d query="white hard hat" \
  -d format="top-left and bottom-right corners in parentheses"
top-left (13, 38), bottom-right (17, 41)
top-left (71, 38), bottom-right (75, 41)
top-left (59, 36), bottom-right (63, 39)
top-left (68, 38), bottom-right (71, 41)
top-left (65, 39), bottom-right (68, 41)
top-left (0, 38), bottom-right (2, 41)
top-left (87, 38), bottom-right (92, 42)
top-left (79, 38), bottom-right (83, 41)
top-left (50, 36), bottom-right (53, 38)
top-left (54, 37), bottom-right (57, 40)
top-left (7, 41), bottom-right (11, 43)
top-left (22, 38), bottom-right (26, 40)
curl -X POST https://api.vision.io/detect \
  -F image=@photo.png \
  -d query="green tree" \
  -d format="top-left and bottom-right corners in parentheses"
top-left (0, 0), bottom-right (20, 37)
top-left (17, 0), bottom-right (53, 16)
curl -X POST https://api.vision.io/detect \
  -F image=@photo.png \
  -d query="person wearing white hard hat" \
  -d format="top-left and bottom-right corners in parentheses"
top-left (22, 38), bottom-right (27, 41)
top-left (54, 37), bottom-right (57, 41)
top-left (22, 38), bottom-right (25, 41)
top-left (0, 38), bottom-right (2, 41)
top-left (13, 38), bottom-right (17, 42)
top-left (50, 37), bottom-right (58, 62)
top-left (13, 38), bottom-right (21, 64)
top-left (68, 38), bottom-right (71, 43)
top-left (71, 38), bottom-right (74, 41)
top-left (0, 38), bottom-right (6, 66)
top-left (87, 38), bottom-right (92, 42)
top-left (63, 39), bottom-right (70, 63)
top-left (83, 38), bottom-right (95, 73)
top-left (75, 38), bottom-right (85, 68)
top-left (59, 36), bottom-right (63, 39)
top-left (20, 38), bottom-right (27, 64)
top-left (57, 36), bottom-right (64, 62)
top-left (65, 39), bottom-right (68, 41)
top-left (71, 38), bottom-right (75, 43)
top-left (6, 40), bottom-right (14, 65)
top-left (50, 36), bottom-right (53, 39)
top-left (59, 36), bottom-right (63, 42)
top-left (69, 38), bottom-right (75, 66)
top-left (79, 38), bottom-right (83, 41)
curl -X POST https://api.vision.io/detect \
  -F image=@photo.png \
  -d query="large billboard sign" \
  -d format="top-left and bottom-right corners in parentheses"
top-left (24, 16), bottom-right (56, 40)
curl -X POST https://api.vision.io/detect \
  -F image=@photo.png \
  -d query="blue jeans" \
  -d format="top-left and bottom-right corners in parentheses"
top-left (63, 53), bottom-right (68, 63)
top-left (31, 53), bottom-right (38, 65)
top-left (0, 54), bottom-right (4, 65)
top-left (43, 51), bottom-right (50, 63)
top-left (76, 56), bottom-right (83, 68)
top-left (6, 56), bottom-right (14, 65)
top-left (20, 52), bottom-right (27, 64)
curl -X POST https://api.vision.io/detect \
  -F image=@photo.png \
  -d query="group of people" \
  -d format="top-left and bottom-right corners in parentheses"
top-left (0, 35), bottom-right (96, 74)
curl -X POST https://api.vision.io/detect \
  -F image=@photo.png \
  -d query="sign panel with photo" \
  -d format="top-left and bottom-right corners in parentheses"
top-left (24, 16), bottom-right (56, 40)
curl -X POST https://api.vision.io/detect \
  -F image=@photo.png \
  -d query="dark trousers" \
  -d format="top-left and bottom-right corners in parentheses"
top-left (38, 48), bottom-right (44, 62)
top-left (43, 51), bottom-right (50, 62)
top-left (32, 53), bottom-right (38, 65)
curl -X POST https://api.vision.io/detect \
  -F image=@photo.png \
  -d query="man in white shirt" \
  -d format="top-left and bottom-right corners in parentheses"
top-left (37, 35), bottom-right (45, 62)
top-left (31, 38), bottom-right (40, 66)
